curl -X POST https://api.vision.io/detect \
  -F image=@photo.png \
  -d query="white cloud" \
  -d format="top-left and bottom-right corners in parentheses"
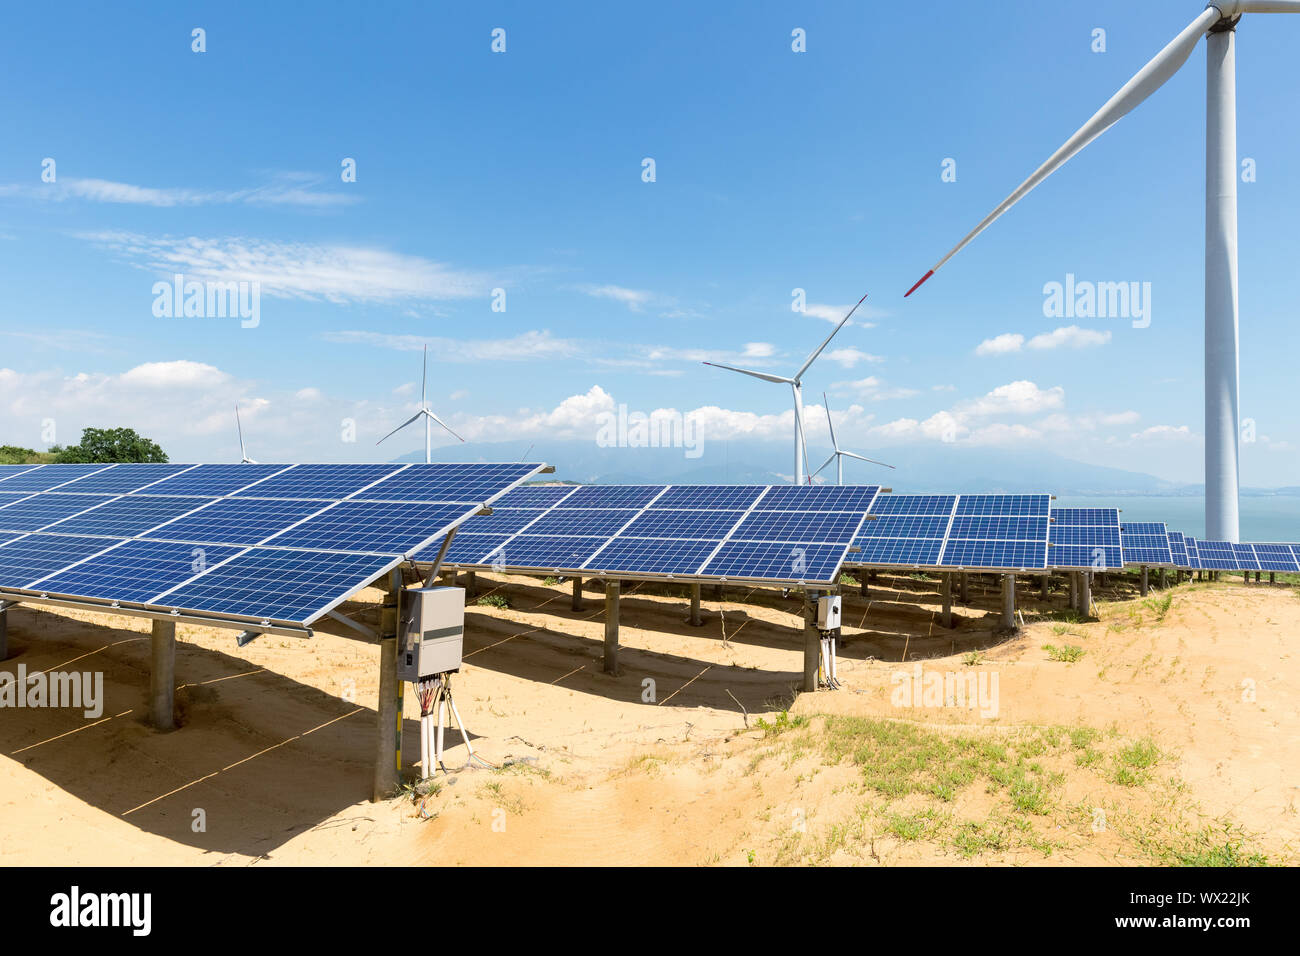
top-left (1027, 326), bottom-right (1112, 350)
top-left (832, 376), bottom-right (920, 401)
top-left (83, 231), bottom-right (491, 304)
top-left (580, 284), bottom-right (653, 310)
top-left (3, 175), bottom-right (355, 208)
top-left (1130, 424), bottom-right (1197, 442)
top-left (956, 380), bottom-right (1065, 418)
top-left (119, 360), bottom-right (228, 389)
top-left (824, 347), bottom-right (884, 368)
top-left (975, 333), bottom-right (1025, 356)
top-left (741, 342), bottom-right (776, 359)
top-left (321, 329), bottom-right (580, 361)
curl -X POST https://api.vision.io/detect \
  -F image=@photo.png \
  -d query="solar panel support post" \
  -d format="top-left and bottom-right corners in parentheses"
top-left (803, 591), bottom-right (820, 692)
top-left (1039, 574), bottom-right (1049, 602)
top-left (465, 570), bottom-right (476, 598)
top-left (959, 572), bottom-right (969, 604)
top-left (571, 576), bottom-right (584, 612)
top-left (0, 606), bottom-right (8, 660)
top-left (1270, 572), bottom-right (1275, 584)
top-left (1068, 572), bottom-right (1079, 613)
top-left (1080, 572), bottom-right (1093, 619)
top-left (689, 584), bottom-right (703, 627)
top-left (1159, 568), bottom-right (1168, 589)
top-left (603, 580), bottom-right (620, 675)
top-left (1140, 567), bottom-right (1149, 597)
top-left (940, 573), bottom-right (953, 629)
top-left (1000, 575), bottom-right (1016, 631)
top-left (150, 619), bottom-right (176, 731)
top-left (373, 569), bottom-right (402, 802)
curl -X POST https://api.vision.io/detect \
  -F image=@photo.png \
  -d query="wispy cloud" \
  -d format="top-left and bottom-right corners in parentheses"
top-left (578, 283), bottom-right (654, 310)
top-left (976, 325), bottom-right (1111, 355)
top-left (321, 329), bottom-right (581, 361)
top-left (2, 173), bottom-right (356, 209)
top-left (82, 231), bottom-right (492, 304)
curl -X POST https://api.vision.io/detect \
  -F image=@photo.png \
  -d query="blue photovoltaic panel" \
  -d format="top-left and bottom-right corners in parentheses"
top-left (1120, 522), bottom-right (1174, 566)
top-left (414, 533), bottom-right (513, 565)
top-left (857, 515), bottom-right (951, 539)
top-left (42, 495), bottom-right (208, 538)
top-left (702, 541), bottom-right (844, 583)
top-left (155, 547), bottom-right (398, 624)
top-left (1184, 537), bottom-right (1202, 570)
top-left (0, 464), bottom-right (114, 492)
top-left (556, 485), bottom-right (665, 509)
top-left (360, 462), bottom-right (541, 503)
top-left (651, 486), bottom-right (765, 510)
top-left (31, 540), bottom-right (245, 605)
top-left (867, 494), bottom-right (956, 516)
top-left (730, 510), bottom-right (864, 545)
top-left (852, 537), bottom-right (945, 567)
top-left (756, 485), bottom-right (879, 512)
top-left (1167, 531), bottom-right (1189, 568)
top-left (1195, 540), bottom-right (1238, 570)
top-left (1232, 543), bottom-right (1260, 571)
top-left (0, 494), bottom-right (113, 533)
top-left (594, 537), bottom-right (722, 576)
top-left (1048, 507), bottom-right (1122, 570)
top-left (523, 508), bottom-right (641, 537)
top-left (493, 486), bottom-right (578, 508)
top-left (488, 534), bottom-right (608, 570)
top-left (0, 465), bottom-right (43, 484)
top-left (144, 463), bottom-right (292, 497)
top-left (453, 507), bottom-right (545, 536)
top-left (948, 516), bottom-right (1048, 541)
top-left (0, 533), bottom-right (119, 588)
top-left (231, 463), bottom-right (405, 500)
top-left (265, 501), bottom-right (469, 554)
top-left (54, 463), bottom-right (197, 494)
top-left (955, 495), bottom-right (1049, 517)
top-left (1250, 544), bottom-right (1300, 573)
top-left (143, 497), bottom-right (328, 546)
top-left (620, 509), bottom-right (744, 539)
top-left (942, 539), bottom-right (1048, 569)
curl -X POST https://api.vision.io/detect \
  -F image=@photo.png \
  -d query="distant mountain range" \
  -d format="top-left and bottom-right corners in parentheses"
top-left (393, 439), bottom-right (1295, 496)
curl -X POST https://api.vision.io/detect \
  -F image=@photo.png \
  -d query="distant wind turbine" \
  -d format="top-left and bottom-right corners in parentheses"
top-left (376, 344), bottom-right (465, 463)
top-left (235, 402), bottom-right (257, 464)
top-left (812, 393), bottom-right (894, 485)
top-left (704, 292), bottom-right (870, 484)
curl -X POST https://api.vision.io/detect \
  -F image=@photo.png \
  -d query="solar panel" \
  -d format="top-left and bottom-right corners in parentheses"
top-left (1048, 507), bottom-right (1122, 570)
top-left (937, 494), bottom-right (1050, 571)
top-left (1184, 537), bottom-right (1201, 570)
top-left (0, 462), bottom-right (546, 629)
top-left (1194, 540), bottom-right (1238, 570)
top-left (868, 494), bottom-right (957, 516)
top-left (1120, 522), bottom-right (1175, 566)
top-left (492, 485), bottom-right (578, 508)
top-left (1232, 543), bottom-right (1260, 571)
top-left (1250, 544), bottom-right (1300, 573)
top-left (955, 494), bottom-right (1049, 517)
top-left (852, 537), bottom-right (945, 567)
top-left (428, 483), bottom-right (881, 585)
top-left (0, 464), bottom-right (43, 484)
top-left (1167, 531), bottom-right (1189, 568)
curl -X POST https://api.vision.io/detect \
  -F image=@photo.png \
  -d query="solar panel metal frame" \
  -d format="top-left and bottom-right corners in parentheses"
top-left (0, 463), bottom-right (548, 634)
top-left (429, 483), bottom-right (882, 587)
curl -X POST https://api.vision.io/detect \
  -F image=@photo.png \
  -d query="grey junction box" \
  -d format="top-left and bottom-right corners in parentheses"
top-left (398, 586), bottom-right (465, 681)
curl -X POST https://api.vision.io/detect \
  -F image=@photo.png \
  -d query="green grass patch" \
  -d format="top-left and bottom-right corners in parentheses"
top-left (475, 594), bottom-right (510, 609)
top-left (1042, 643), bottom-right (1086, 663)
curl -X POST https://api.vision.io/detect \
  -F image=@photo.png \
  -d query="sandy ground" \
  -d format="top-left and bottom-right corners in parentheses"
top-left (1, 571), bottom-right (1295, 866)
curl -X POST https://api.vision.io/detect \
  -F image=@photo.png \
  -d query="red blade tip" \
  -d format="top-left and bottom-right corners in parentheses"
top-left (904, 270), bottom-right (934, 298)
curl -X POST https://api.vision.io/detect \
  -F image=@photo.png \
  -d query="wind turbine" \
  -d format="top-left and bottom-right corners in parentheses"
top-left (235, 402), bottom-right (257, 464)
top-left (376, 344), bottom-right (465, 462)
top-left (704, 292), bottom-right (870, 483)
top-left (812, 393), bottom-right (894, 485)
top-left (904, 1), bottom-right (1300, 543)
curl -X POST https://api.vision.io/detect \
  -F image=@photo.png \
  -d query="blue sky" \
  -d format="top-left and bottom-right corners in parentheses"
top-left (1, 0), bottom-right (1296, 485)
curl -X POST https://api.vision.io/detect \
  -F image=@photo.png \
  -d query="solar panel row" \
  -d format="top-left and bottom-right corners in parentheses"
top-left (422, 483), bottom-right (883, 585)
top-left (0, 463), bottom-right (544, 628)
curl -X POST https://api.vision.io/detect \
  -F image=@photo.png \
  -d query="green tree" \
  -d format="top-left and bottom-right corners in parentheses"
top-left (54, 427), bottom-right (168, 463)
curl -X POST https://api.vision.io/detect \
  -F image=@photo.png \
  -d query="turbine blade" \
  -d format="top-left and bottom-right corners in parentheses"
top-left (702, 361), bottom-right (794, 385)
top-left (841, 451), bottom-right (895, 469)
top-left (795, 292), bottom-right (868, 380)
top-left (822, 391), bottom-right (839, 452)
top-left (424, 408), bottom-right (466, 443)
top-left (811, 453), bottom-right (836, 479)
top-left (421, 344), bottom-right (428, 405)
top-left (375, 411), bottom-right (423, 445)
top-left (904, 6), bottom-right (1221, 296)
top-left (235, 402), bottom-right (248, 460)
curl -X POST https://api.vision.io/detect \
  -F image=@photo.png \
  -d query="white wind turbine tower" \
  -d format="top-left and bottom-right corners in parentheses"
top-left (376, 344), bottom-right (465, 462)
top-left (904, 1), bottom-right (1300, 543)
top-left (812, 393), bottom-right (894, 485)
top-left (235, 402), bottom-right (257, 464)
top-left (705, 293), bottom-right (870, 483)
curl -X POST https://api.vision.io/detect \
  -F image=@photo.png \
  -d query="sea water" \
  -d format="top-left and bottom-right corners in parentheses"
top-left (1051, 496), bottom-right (1300, 542)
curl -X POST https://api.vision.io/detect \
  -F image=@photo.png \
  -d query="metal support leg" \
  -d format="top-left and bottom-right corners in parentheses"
top-left (1140, 567), bottom-right (1149, 597)
top-left (372, 569), bottom-right (401, 802)
top-left (150, 619), bottom-right (176, 731)
top-left (803, 591), bottom-right (820, 693)
top-left (713, 584), bottom-right (723, 601)
top-left (571, 576), bottom-right (584, 611)
top-left (603, 580), bottom-right (620, 675)
top-left (939, 572), bottom-right (953, 629)
top-left (1040, 573), bottom-right (1049, 601)
top-left (465, 570), bottom-right (476, 598)
top-left (0, 607), bottom-right (7, 661)
top-left (689, 583), bottom-right (703, 626)
top-left (959, 572), bottom-right (969, 604)
top-left (1069, 571), bottom-right (1079, 613)
top-left (1081, 572), bottom-right (1093, 618)
top-left (1001, 575), bottom-right (1016, 629)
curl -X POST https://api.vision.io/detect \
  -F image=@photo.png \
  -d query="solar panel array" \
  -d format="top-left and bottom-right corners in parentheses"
top-left (1047, 507), bottom-right (1123, 570)
top-left (422, 483), bottom-right (882, 586)
top-left (0, 462), bottom-right (543, 629)
top-left (1119, 522), bottom-right (1175, 567)
top-left (846, 493), bottom-right (1052, 572)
